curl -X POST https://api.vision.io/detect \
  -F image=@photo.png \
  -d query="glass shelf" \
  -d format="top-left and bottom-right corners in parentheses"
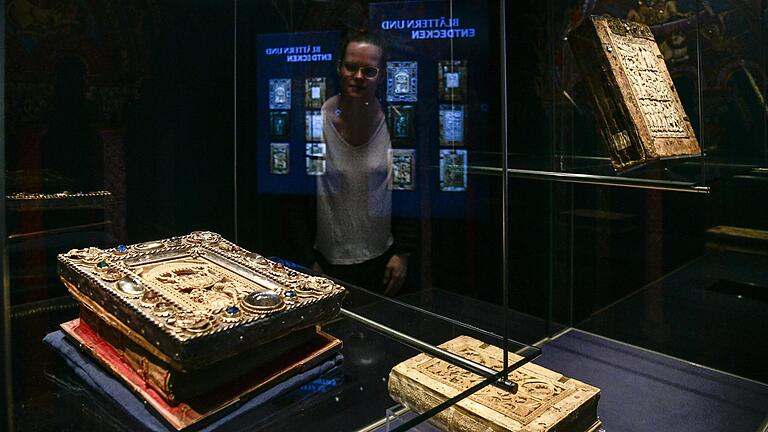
top-left (452, 153), bottom-right (768, 193)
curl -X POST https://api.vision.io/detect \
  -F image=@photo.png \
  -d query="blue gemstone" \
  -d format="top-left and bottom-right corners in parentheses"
top-left (226, 306), bottom-right (240, 315)
top-left (115, 245), bottom-right (128, 253)
top-left (284, 290), bottom-right (297, 298)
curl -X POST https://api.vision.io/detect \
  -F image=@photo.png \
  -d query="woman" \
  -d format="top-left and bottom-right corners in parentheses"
top-left (312, 29), bottom-right (412, 296)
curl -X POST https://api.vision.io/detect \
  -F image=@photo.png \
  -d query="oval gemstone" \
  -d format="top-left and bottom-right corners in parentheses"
top-left (117, 277), bottom-right (144, 295)
top-left (244, 291), bottom-right (282, 307)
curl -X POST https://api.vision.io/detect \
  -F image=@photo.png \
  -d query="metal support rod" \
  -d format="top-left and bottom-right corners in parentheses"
top-left (695, 0), bottom-right (706, 185)
top-left (340, 308), bottom-right (518, 393)
top-left (389, 357), bottom-right (530, 432)
top-left (233, 0), bottom-right (239, 243)
top-left (499, 0), bottom-right (511, 385)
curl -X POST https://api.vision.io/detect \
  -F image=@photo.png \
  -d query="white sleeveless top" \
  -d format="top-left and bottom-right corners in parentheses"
top-left (314, 99), bottom-right (393, 264)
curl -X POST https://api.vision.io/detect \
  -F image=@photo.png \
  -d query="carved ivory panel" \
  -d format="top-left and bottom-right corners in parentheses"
top-left (569, 16), bottom-right (700, 171)
top-left (388, 335), bottom-right (601, 432)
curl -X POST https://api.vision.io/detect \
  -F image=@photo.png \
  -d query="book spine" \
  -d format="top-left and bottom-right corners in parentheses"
top-left (569, 17), bottom-right (647, 170)
top-left (80, 306), bottom-right (180, 401)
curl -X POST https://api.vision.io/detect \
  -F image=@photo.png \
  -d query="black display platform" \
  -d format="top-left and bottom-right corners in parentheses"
top-left (580, 251), bottom-right (768, 383)
top-left (536, 329), bottom-right (768, 432)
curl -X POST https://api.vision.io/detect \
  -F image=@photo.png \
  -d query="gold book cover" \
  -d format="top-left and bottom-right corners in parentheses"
top-left (568, 15), bottom-right (700, 171)
top-left (58, 231), bottom-right (346, 371)
top-left (388, 335), bottom-right (601, 432)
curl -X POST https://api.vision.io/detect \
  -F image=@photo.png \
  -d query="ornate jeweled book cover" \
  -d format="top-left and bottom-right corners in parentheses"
top-left (390, 149), bottom-right (416, 191)
top-left (388, 336), bottom-right (601, 432)
top-left (568, 15), bottom-right (700, 171)
top-left (269, 78), bottom-right (291, 110)
top-left (439, 149), bottom-right (467, 192)
top-left (439, 104), bottom-right (466, 147)
top-left (270, 142), bottom-right (290, 175)
top-left (438, 60), bottom-right (468, 103)
top-left (305, 77), bottom-right (327, 109)
top-left (270, 110), bottom-right (290, 140)
top-left (305, 110), bottom-right (324, 142)
top-left (386, 61), bottom-right (418, 102)
top-left (58, 231), bottom-right (346, 371)
top-left (387, 105), bottom-right (416, 144)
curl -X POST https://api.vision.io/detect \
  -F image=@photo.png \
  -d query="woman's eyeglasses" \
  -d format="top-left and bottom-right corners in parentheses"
top-left (340, 61), bottom-right (380, 79)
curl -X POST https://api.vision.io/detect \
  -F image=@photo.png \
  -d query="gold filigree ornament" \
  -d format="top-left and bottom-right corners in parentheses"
top-left (65, 247), bottom-right (107, 265)
top-left (101, 266), bottom-right (126, 283)
top-left (164, 236), bottom-right (185, 247)
top-left (165, 311), bottom-right (213, 334)
top-left (216, 241), bottom-right (242, 253)
top-left (140, 290), bottom-right (162, 308)
top-left (296, 276), bottom-right (336, 297)
top-left (245, 253), bottom-right (270, 267)
top-left (152, 301), bottom-right (176, 318)
top-left (187, 231), bottom-right (221, 244)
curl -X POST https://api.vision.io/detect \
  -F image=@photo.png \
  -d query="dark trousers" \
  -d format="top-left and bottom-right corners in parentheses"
top-left (315, 247), bottom-right (394, 294)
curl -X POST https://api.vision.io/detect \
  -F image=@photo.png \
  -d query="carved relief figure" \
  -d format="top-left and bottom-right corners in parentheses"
top-left (700, 21), bottom-right (738, 55)
top-left (626, 0), bottom-right (690, 26)
top-left (660, 30), bottom-right (689, 63)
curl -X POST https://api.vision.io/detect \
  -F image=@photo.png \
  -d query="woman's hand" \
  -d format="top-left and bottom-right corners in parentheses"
top-left (383, 253), bottom-right (409, 297)
top-left (311, 261), bottom-right (324, 274)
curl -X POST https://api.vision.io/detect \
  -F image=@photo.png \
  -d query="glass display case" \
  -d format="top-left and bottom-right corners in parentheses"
top-left (2, 0), bottom-right (767, 431)
top-left (540, 0), bottom-right (768, 380)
